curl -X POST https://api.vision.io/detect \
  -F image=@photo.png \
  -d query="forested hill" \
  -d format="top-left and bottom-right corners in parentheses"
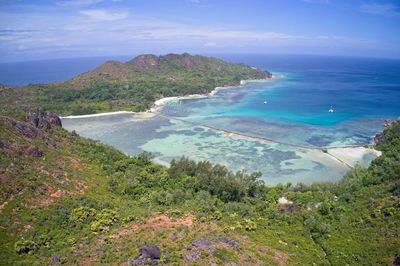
top-left (68, 53), bottom-right (271, 89)
top-left (0, 112), bottom-right (399, 265)
top-left (0, 53), bottom-right (271, 118)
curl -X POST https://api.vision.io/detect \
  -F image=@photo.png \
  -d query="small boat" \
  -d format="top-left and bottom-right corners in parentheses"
top-left (263, 100), bottom-right (267, 104)
top-left (328, 106), bottom-right (334, 113)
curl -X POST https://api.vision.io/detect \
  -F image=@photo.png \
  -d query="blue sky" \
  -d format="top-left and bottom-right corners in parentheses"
top-left (0, 0), bottom-right (399, 62)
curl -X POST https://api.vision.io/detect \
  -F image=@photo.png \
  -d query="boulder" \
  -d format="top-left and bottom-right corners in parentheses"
top-left (393, 254), bottom-right (400, 266)
top-left (139, 245), bottom-right (161, 260)
top-left (130, 245), bottom-right (161, 265)
top-left (192, 237), bottom-right (213, 249)
top-left (374, 132), bottom-right (385, 145)
top-left (24, 145), bottom-right (44, 157)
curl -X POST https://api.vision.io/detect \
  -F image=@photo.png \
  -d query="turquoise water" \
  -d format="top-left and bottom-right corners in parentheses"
top-left (62, 55), bottom-right (400, 185)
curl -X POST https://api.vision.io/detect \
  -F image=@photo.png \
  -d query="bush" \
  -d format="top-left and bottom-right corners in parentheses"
top-left (90, 209), bottom-right (119, 232)
top-left (15, 239), bottom-right (37, 254)
top-left (70, 207), bottom-right (96, 224)
top-left (243, 219), bottom-right (257, 231)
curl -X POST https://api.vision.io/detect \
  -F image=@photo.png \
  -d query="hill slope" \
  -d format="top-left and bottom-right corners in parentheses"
top-left (0, 53), bottom-right (271, 117)
top-left (0, 113), bottom-right (399, 265)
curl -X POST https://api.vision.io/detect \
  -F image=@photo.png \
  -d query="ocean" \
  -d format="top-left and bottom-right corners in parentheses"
top-left (0, 56), bottom-right (131, 86)
top-left (4, 54), bottom-right (399, 185)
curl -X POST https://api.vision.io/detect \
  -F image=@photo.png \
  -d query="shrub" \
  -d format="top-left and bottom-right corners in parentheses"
top-left (90, 209), bottom-right (119, 232)
top-left (15, 239), bottom-right (37, 254)
top-left (243, 219), bottom-right (257, 231)
top-left (70, 207), bottom-right (96, 224)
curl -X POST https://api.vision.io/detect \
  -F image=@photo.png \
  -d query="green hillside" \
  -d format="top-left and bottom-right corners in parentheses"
top-left (0, 53), bottom-right (271, 117)
top-left (0, 112), bottom-right (399, 265)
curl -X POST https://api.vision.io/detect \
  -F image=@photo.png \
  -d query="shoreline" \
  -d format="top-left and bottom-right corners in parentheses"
top-left (60, 110), bottom-right (137, 119)
top-left (60, 73), bottom-right (382, 170)
top-left (61, 75), bottom-right (279, 119)
top-left (150, 76), bottom-right (278, 113)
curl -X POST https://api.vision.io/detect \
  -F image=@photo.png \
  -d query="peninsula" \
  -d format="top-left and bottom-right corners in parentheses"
top-left (0, 53), bottom-right (271, 117)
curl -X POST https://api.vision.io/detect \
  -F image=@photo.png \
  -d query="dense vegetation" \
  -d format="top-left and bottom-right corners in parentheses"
top-left (0, 53), bottom-right (270, 117)
top-left (0, 113), bottom-right (399, 265)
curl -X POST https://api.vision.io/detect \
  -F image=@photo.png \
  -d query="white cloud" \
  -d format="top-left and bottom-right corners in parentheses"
top-left (360, 3), bottom-right (400, 16)
top-left (204, 41), bottom-right (216, 47)
top-left (80, 9), bottom-right (129, 21)
top-left (0, 7), bottom-right (389, 61)
top-left (58, 0), bottom-right (103, 7)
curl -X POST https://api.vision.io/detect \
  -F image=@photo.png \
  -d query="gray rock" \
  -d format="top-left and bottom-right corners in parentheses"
top-left (139, 245), bottom-right (161, 260)
top-left (217, 237), bottom-right (239, 249)
top-left (393, 254), bottom-right (400, 266)
top-left (25, 145), bottom-right (43, 157)
top-left (192, 237), bottom-right (213, 249)
top-left (131, 245), bottom-right (161, 265)
top-left (51, 255), bottom-right (61, 262)
top-left (48, 112), bottom-right (62, 127)
top-left (7, 118), bottom-right (46, 139)
top-left (26, 111), bottom-right (62, 130)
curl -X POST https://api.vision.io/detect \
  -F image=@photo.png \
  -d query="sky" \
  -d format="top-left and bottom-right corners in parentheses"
top-left (0, 0), bottom-right (399, 62)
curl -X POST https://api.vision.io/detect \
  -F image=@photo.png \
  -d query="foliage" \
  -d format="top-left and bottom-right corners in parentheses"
top-left (0, 116), bottom-right (399, 265)
top-left (14, 239), bottom-right (36, 254)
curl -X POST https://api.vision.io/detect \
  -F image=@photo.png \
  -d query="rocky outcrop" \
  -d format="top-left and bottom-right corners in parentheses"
top-left (374, 132), bottom-right (385, 145)
top-left (374, 118), bottom-right (400, 145)
top-left (217, 237), bottom-right (239, 249)
top-left (129, 245), bottom-right (161, 266)
top-left (26, 111), bottom-right (62, 130)
top-left (47, 112), bottom-right (62, 127)
top-left (0, 112), bottom-right (62, 157)
top-left (6, 118), bottom-right (46, 139)
top-left (127, 54), bottom-right (160, 70)
top-left (24, 145), bottom-right (44, 157)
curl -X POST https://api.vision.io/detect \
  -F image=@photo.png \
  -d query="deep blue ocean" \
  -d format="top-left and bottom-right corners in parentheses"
top-left (0, 56), bottom-right (131, 86)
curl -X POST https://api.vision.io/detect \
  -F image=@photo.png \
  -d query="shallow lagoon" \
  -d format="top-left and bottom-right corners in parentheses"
top-left (63, 56), bottom-right (400, 185)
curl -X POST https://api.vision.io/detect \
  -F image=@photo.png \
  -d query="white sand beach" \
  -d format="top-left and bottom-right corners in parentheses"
top-left (151, 77), bottom-right (277, 112)
top-left (61, 76), bottom-right (277, 119)
top-left (61, 110), bottom-right (156, 119)
top-left (61, 111), bottom-right (136, 119)
top-left (327, 147), bottom-right (382, 168)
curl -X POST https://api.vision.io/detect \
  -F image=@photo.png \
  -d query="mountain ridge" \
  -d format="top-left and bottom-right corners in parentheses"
top-left (67, 53), bottom-right (272, 89)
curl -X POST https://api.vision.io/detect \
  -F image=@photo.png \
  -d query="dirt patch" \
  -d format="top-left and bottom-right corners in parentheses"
top-left (32, 181), bottom-right (88, 208)
top-left (274, 250), bottom-right (288, 266)
top-left (113, 214), bottom-right (193, 239)
top-left (0, 195), bottom-right (14, 212)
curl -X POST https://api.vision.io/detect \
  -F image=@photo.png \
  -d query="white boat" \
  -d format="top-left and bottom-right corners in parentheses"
top-left (328, 106), bottom-right (334, 113)
top-left (263, 100), bottom-right (267, 104)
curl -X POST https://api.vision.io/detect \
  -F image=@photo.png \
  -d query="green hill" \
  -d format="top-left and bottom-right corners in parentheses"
top-left (0, 53), bottom-right (271, 117)
top-left (0, 112), bottom-right (399, 265)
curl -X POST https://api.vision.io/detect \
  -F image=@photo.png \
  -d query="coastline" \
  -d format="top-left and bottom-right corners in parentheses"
top-left (326, 146), bottom-right (382, 168)
top-left (60, 73), bottom-right (382, 171)
top-left (150, 76), bottom-right (278, 113)
top-left (61, 75), bottom-right (278, 119)
top-left (61, 110), bottom-right (136, 119)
